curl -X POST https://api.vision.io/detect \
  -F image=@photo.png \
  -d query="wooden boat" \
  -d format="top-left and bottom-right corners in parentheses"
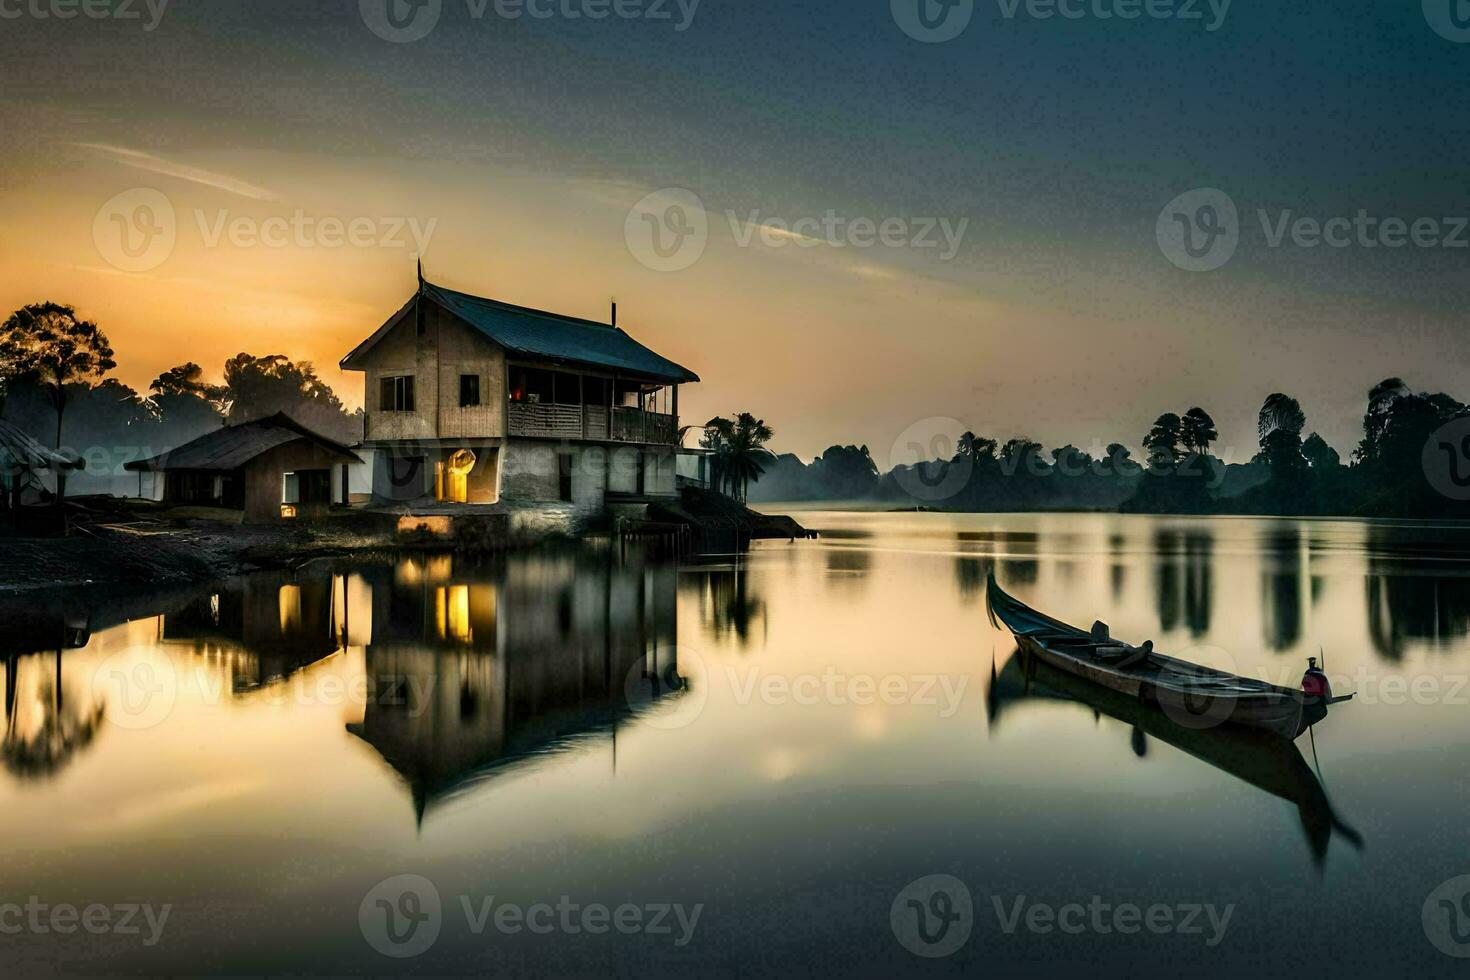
top-left (984, 651), bottom-right (1363, 867)
top-left (987, 574), bottom-right (1317, 740)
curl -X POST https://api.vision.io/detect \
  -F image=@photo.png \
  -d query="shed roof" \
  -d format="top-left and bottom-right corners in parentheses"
top-left (0, 420), bottom-right (84, 471)
top-left (125, 413), bottom-right (361, 472)
top-left (341, 278), bottom-right (700, 384)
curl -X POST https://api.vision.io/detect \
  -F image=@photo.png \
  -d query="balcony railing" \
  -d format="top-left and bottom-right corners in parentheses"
top-left (508, 402), bottom-right (676, 444)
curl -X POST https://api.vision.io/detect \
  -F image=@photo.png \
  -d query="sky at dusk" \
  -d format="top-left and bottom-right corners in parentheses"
top-left (3, 0), bottom-right (1469, 464)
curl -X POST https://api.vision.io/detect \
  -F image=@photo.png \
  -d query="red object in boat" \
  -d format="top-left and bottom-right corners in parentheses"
top-left (1302, 657), bottom-right (1331, 698)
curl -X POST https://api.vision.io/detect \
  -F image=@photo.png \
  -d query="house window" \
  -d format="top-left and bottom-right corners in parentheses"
top-left (379, 375), bottom-right (415, 412)
top-left (460, 374), bottom-right (481, 407)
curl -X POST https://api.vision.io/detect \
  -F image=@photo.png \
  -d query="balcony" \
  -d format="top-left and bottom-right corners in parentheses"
top-left (508, 402), bottom-right (677, 444)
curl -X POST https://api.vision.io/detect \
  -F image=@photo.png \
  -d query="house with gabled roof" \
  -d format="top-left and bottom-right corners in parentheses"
top-left (124, 412), bottom-right (362, 523)
top-left (339, 268), bottom-right (698, 517)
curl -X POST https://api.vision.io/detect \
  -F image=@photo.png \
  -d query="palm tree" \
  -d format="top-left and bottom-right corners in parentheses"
top-left (702, 413), bottom-right (774, 501)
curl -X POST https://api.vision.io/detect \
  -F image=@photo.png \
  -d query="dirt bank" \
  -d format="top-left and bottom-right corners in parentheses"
top-left (0, 513), bottom-right (399, 601)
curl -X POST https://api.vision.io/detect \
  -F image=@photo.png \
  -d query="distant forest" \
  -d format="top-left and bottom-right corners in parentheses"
top-left (748, 381), bottom-right (1470, 519)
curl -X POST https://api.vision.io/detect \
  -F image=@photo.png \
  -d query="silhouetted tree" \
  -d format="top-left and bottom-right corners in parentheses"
top-left (1302, 432), bottom-right (1340, 470)
top-left (1180, 407), bottom-right (1219, 455)
top-left (702, 412), bottom-right (774, 501)
top-left (0, 302), bottom-right (116, 447)
top-left (1143, 413), bottom-right (1185, 469)
top-left (222, 353), bottom-right (359, 442)
top-left (1356, 377), bottom-right (1410, 464)
top-left (1258, 393), bottom-right (1306, 444)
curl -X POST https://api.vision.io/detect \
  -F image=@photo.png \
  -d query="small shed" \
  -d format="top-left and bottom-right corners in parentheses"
top-left (125, 413), bottom-right (362, 523)
top-left (0, 420), bottom-right (85, 518)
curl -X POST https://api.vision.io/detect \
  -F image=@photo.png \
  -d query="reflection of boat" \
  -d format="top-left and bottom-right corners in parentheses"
top-left (985, 650), bottom-right (1364, 867)
top-left (988, 575), bottom-right (1314, 739)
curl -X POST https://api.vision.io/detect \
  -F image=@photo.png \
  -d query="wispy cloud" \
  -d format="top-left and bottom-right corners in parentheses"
top-left (72, 142), bottom-right (278, 202)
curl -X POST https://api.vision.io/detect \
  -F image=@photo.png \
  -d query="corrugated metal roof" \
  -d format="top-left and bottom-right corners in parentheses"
top-left (125, 413), bottom-right (361, 472)
top-left (342, 279), bottom-right (700, 384)
top-left (0, 420), bottom-right (84, 471)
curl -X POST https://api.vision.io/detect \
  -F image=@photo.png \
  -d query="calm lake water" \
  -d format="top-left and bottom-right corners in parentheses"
top-left (4, 511), bottom-right (1470, 976)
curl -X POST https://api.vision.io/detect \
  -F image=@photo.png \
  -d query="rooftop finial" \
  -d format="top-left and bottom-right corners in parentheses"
top-left (417, 257), bottom-right (424, 287)
top-left (611, 299), bottom-right (617, 328)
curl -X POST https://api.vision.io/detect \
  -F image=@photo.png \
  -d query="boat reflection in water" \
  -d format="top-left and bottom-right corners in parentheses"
top-left (985, 649), bottom-right (1364, 868)
top-left (345, 546), bottom-right (683, 823)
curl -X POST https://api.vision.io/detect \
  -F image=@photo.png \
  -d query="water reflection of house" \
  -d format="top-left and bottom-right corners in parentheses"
top-left (160, 570), bottom-right (347, 692)
top-left (346, 548), bottom-right (680, 821)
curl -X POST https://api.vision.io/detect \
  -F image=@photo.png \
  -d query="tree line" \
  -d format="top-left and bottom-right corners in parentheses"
top-left (745, 383), bottom-right (1470, 519)
top-left (0, 301), bottom-right (362, 491)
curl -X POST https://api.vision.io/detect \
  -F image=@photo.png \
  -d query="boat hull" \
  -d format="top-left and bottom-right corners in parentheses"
top-left (991, 575), bottom-right (1306, 741)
